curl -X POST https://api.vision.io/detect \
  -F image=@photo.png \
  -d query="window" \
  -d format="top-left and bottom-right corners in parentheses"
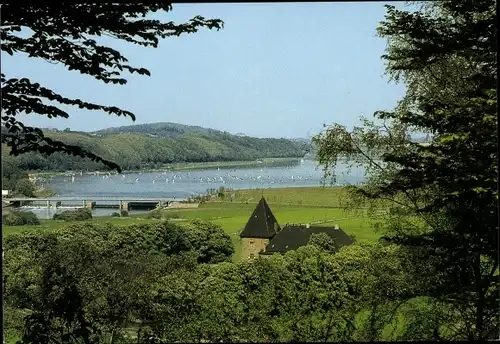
top-left (249, 240), bottom-right (254, 244)
top-left (250, 253), bottom-right (255, 259)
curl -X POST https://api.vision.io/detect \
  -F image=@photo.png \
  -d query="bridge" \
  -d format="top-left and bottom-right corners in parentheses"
top-left (4, 196), bottom-right (189, 211)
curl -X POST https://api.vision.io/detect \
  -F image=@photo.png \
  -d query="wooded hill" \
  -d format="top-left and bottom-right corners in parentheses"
top-left (2, 123), bottom-right (311, 172)
top-left (93, 122), bottom-right (218, 138)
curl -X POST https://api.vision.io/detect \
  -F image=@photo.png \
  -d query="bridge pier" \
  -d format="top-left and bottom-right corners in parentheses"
top-left (46, 200), bottom-right (50, 209)
top-left (119, 201), bottom-right (129, 211)
top-left (86, 201), bottom-right (95, 209)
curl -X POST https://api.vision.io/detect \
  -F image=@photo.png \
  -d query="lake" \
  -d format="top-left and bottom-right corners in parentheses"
top-left (22, 160), bottom-right (366, 219)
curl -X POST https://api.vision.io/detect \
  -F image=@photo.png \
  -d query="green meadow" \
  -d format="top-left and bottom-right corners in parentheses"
top-left (3, 187), bottom-right (384, 261)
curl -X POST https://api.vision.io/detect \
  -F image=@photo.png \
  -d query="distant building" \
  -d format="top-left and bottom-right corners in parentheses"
top-left (239, 197), bottom-right (355, 260)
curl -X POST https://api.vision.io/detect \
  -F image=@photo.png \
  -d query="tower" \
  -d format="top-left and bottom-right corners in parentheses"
top-left (239, 197), bottom-right (281, 260)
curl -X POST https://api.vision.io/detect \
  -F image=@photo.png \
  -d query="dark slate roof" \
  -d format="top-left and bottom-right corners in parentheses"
top-left (261, 224), bottom-right (355, 255)
top-left (239, 197), bottom-right (281, 239)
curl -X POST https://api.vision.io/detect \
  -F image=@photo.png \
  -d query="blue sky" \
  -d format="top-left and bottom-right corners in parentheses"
top-left (3, 2), bottom-right (409, 139)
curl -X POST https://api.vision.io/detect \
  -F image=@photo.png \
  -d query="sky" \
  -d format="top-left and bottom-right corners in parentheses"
top-left (3, 2), bottom-right (409, 139)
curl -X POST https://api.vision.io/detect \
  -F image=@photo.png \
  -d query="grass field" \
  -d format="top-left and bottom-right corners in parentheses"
top-left (3, 187), bottom-right (384, 260)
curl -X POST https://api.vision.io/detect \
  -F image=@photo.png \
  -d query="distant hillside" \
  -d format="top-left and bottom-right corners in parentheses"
top-left (93, 122), bottom-right (220, 138)
top-left (2, 123), bottom-right (309, 172)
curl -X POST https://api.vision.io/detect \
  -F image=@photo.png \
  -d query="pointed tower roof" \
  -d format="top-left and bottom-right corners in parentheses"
top-left (240, 197), bottom-right (281, 239)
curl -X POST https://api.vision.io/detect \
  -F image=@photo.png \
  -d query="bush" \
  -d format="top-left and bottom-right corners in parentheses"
top-left (145, 209), bottom-right (163, 219)
top-left (53, 208), bottom-right (92, 221)
top-left (2, 211), bottom-right (40, 226)
top-left (111, 210), bottom-right (129, 217)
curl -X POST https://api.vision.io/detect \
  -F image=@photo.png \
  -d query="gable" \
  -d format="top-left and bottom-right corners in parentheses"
top-left (239, 197), bottom-right (281, 239)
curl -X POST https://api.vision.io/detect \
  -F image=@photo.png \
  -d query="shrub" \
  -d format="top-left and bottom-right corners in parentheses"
top-left (144, 209), bottom-right (163, 219)
top-left (111, 210), bottom-right (128, 217)
top-left (53, 208), bottom-right (92, 221)
top-left (2, 211), bottom-right (40, 226)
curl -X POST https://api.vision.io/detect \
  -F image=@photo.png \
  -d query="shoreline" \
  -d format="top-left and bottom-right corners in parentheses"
top-left (28, 157), bottom-right (306, 178)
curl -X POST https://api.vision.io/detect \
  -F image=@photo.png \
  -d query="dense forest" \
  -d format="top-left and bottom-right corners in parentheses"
top-left (1, 123), bottom-right (310, 172)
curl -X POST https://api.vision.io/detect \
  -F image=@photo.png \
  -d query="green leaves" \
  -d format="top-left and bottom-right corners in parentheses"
top-left (315, 1), bottom-right (498, 340)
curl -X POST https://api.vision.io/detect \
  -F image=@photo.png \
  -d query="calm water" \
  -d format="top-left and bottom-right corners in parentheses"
top-left (22, 160), bottom-right (366, 219)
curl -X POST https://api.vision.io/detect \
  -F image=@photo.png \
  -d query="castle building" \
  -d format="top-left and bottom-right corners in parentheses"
top-left (240, 197), bottom-right (355, 260)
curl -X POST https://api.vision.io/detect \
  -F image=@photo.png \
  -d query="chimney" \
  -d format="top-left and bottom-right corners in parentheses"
top-left (305, 223), bottom-right (310, 228)
top-left (334, 224), bottom-right (339, 230)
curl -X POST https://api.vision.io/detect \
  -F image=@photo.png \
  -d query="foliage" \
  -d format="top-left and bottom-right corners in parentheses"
top-left (139, 242), bottom-right (439, 343)
top-left (53, 208), bottom-right (93, 221)
top-left (145, 209), bottom-right (163, 220)
top-left (2, 211), bottom-right (40, 226)
top-left (2, 128), bottom-right (307, 172)
top-left (111, 210), bottom-right (129, 217)
top-left (3, 220), bottom-right (234, 343)
top-left (183, 219), bottom-right (235, 264)
top-left (1, 155), bottom-right (35, 196)
top-left (314, 0), bottom-right (498, 340)
top-left (1, 4), bottom-right (224, 172)
top-left (308, 232), bottom-right (337, 252)
top-left (4, 214), bottom-right (471, 343)
top-left (13, 179), bottom-right (36, 198)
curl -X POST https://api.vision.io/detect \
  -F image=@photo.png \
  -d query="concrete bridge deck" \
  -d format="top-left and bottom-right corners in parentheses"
top-left (4, 196), bottom-right (189, 211)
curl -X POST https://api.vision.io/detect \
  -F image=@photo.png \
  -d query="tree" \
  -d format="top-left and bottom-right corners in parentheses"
top-left (314, 0), bottom-right (497, 340)
top-left (0, 4), bottom-right (224, 172)
top-left (14, 178), bottom-right (36, 197)
top-left (184, 219), bottom-right (235, 264)
top-left (1, 155), bottom-right (29, 190)
top-left (307, 232), bottom-right (337, 252)
top-left (3, 222), bottom-right (201, 343)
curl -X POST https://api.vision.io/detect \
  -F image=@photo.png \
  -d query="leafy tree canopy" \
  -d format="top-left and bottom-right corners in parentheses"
top-left (314, 0), bottom-right (497, 340)
top-left (1, 4), bottom-right (223, 172)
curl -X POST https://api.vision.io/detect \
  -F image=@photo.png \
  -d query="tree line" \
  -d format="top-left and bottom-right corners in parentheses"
top-left (4, 220), bottom-right (463, 343)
